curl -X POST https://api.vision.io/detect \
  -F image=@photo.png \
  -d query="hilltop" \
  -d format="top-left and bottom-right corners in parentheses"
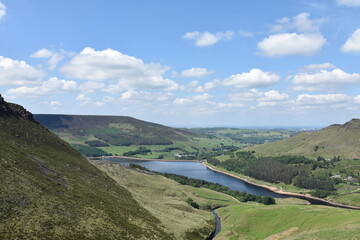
top-left (34, 114), bottom-right (246, 159)
top-left (247, 119), bottom-right (360, 159)
top-left (0, 96), bottom-right (172, 239)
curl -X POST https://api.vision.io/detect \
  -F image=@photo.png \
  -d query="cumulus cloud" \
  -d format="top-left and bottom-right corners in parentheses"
top-left (6, 77), bottom-right (78, 97)
top-left (121, 90), bottom-right (174, 102)
top-left (31, 48), bottom-right (68, 70)
top-left (0, 56), bottom-right (44, 86)
top-left (270, 12), bottom-right (326, 33)
top-left (229, 89), bottom-right (289, 109)
top-left (296, 94), bottom-right (351, 105)
top-left (183, 31), bottom-right (234, 46)
top-left (337, 0), bottom-right (360, 7)
top-left (341, 28), bottom-right (360, 52)
top-left (258, 33), bottom-right (326, 56)
top-left (61, 47), bottom-right (179, 92)
top-left (194, 81), bottom-right (218, 92)
top-left (181, 67), bottom-right (214, 78)
top-left (292, 67), bottom-right (360, 91)
top-left (223, 68), bottom-right (280, 88)
top-left (259, 12), bottom-right (326, 57)
top-left (0, 2), bottom-right (6, 21)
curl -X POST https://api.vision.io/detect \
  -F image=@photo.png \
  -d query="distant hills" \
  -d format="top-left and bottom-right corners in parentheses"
top-left (35, 114), bottom-right (200, 146)
top-left (34, 114), bottom-right (248, 159)
top-left (0, 96), bottom-right (171, 239)
top-left (248, 119), bottom-right (360, 159)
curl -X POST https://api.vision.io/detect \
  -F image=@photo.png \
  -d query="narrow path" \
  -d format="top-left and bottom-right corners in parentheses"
top-left (206, 208), bottom-right (221, 240)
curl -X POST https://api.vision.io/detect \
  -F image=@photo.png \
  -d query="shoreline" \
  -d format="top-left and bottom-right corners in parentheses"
top-left (201, 161), bottom-right (360, 210)
top-left (89, 155), bottom-right (360, 210)
top-left (88, 155), bottom-right (202, 163)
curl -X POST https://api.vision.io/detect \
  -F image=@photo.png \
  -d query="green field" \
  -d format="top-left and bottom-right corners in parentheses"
top-left (216, 203), bottom-right (360, 240)
top-left (94, 162), bottom-right (239, 239)
top-left (35, 114), bottom-right (300, 160)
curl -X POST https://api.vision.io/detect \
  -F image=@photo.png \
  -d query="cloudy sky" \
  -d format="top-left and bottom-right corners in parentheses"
top-left (1, 0), bottom-right (360, 127)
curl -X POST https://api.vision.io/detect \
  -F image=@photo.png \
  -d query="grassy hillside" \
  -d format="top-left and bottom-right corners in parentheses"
top-left (216, 201), bottom-right (360, 240)
top-left (191, 127), bottom-right (298, 145)
top-left (247, 119), bottom-right (360, 160)
top-left (0, 98), bottom-right (171, 239)
top-left (94, 162), bottom-right (239, 239)
top-left (34, 114), bottom-right (247, 159)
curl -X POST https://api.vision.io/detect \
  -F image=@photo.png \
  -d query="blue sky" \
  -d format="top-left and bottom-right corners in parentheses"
top-left (1, 0), bottom-right (360, 127)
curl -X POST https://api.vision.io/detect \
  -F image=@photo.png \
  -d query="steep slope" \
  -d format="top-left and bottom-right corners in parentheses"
top-left (0, 96), bottom-right (171, 239)
top-left (248, 119), bottom-right (360, 159)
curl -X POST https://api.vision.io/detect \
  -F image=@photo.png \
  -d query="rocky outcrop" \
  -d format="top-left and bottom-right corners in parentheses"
top-left (0, 94), bottom-right (37, 123)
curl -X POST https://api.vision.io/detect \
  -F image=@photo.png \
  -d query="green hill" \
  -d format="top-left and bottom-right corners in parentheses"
top-left (248, 119), bottom-right (360, 160)
top-left (35, 114), bottom-right (200, 146)
top-left (34, 114), bottom-right (245, 159)
top-left (0, 96), bottom-right (172, 239)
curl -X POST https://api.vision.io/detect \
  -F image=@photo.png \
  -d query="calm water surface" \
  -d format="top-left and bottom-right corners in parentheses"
top-left (107, 157), bottom-right (286, 198)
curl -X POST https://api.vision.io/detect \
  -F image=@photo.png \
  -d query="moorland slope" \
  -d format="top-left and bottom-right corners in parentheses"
top-left (0, 96), bottom-right (171, 239)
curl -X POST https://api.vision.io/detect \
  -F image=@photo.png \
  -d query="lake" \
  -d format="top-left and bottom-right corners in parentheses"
top-left (107, 157), bottom-right (286, 198)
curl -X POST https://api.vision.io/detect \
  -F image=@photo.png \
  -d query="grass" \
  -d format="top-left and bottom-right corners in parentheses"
top-left (190, 187), bottom-right (239, 205)
top-left (95, 162), bottom-right (239, 239)
top-left (246, 119), bottom-right (360, 159)
top-left (215, 203), bottom-right (360, 240)
top-left (0, 102), bottom-right (172, 239)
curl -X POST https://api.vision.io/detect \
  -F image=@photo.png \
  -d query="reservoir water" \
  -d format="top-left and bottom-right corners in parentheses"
top-left (107, 157), bottom-right (286, 198)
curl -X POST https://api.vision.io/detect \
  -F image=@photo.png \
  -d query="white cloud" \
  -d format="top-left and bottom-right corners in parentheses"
top-left (121, 90), bottom-right (174, 102)
top-left (302, 63), bottom-right (336, 70)
top-left (61, 47), bottom-right (179, 92)
top-left (337, 0), bottom-right (360, 7)
top-left (174, 93), bottom-right (212, 105)
top-left (50, 101), bottom-right (61, 106)
top-left (270, 12), bottom-right (326, 33)
top-left (260, 90), bottom-right (289, 101)
top-left (341, 28), bottom-right (360, 52)
top-left (354, 95), bottom-right (360, 103)
top-left (31, 48), bottom-right (70, 70)
top-left (223, 68), bottom-right (280, 88)
top-left (76, 94), bottom-right (91, 105)
top-left (183, 31), bottom-right (234, 46)
top-left (296, 94), bottom-right (351, 105)
top-left (79, 81), bottom-right (105, 93)
top-left (258, 33), bottom-right (326, 56)
top-left (194, 81), bottom-right (217, 92)
top-left (181, 67), bottom-right (214, 78)
top-left (0, 56), bottom-right (44, 86)
top-left (257, 101), bottom-right (284, 108)
top-left (292, 68), bottom-right (360, 91)
top-left (6, 77), bottom-right (78, 97)
top-left (239, 30), bottom-right (254, 37)
top-left (229, 89), bottom-right (289, 101)
top-left (31, 49), bottom-right (54, 58)
top-left (0, 2), bottom-right (6, 21)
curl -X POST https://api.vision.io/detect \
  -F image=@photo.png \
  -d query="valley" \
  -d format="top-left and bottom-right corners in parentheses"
top-left (1, 98), bottom-right (359, 239)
